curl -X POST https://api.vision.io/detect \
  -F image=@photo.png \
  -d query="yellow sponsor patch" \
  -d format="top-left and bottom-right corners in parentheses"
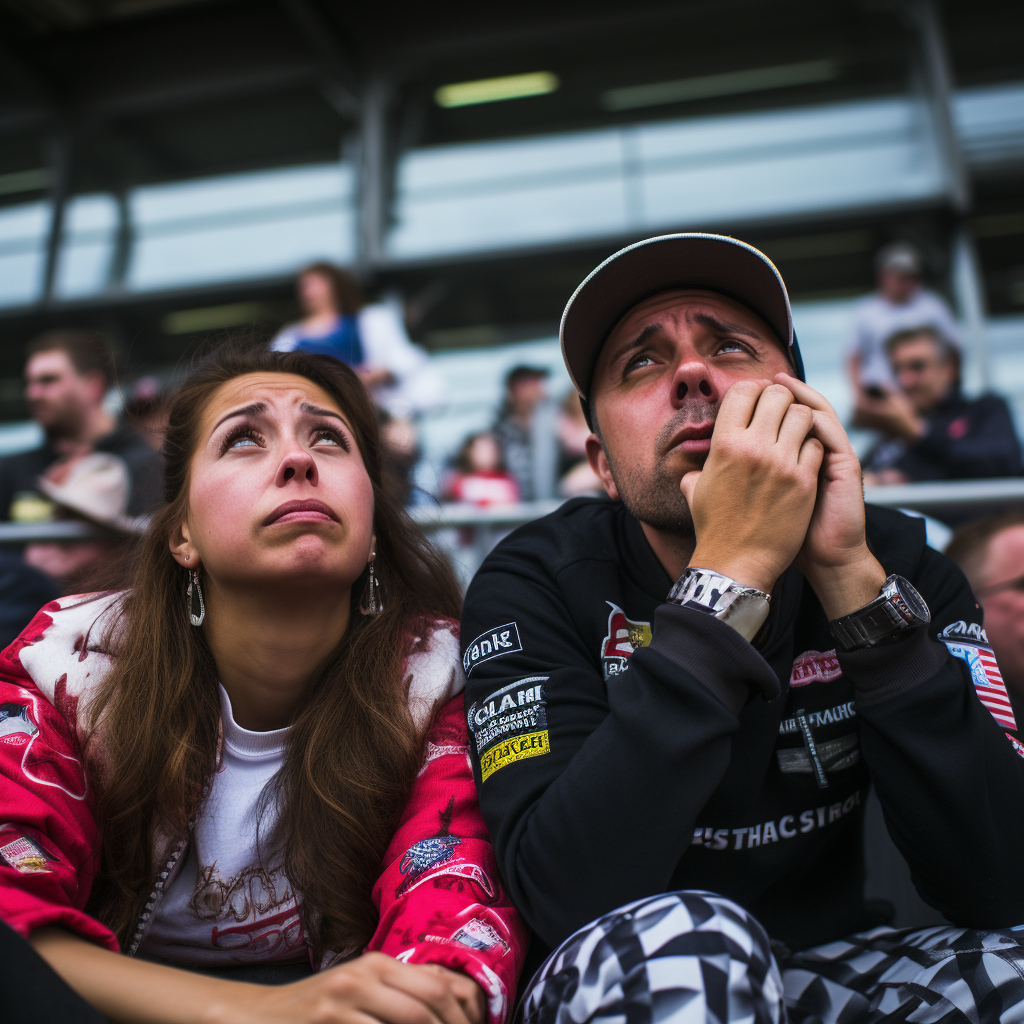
top-left (480, 729), bottom-right (550, 782)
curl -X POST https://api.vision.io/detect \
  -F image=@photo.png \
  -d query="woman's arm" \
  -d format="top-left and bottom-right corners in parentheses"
top-left (32, 927), bottom-right (484, 1024)
top-left (369, 698), bottom-right (528, 1024)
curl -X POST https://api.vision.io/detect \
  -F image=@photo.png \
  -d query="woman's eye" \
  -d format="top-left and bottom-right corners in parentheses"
top-left (312, 428), bottom-right (347, 449)
top-left (223, 428), bottom-right (264, 451)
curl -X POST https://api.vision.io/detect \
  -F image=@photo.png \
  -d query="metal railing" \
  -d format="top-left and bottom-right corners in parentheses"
top-left (2, 479), bottom-right (1022, 582)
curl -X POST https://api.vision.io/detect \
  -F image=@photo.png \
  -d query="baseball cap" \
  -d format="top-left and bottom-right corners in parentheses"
top-left (876, 241), bottom-right (922, 277)
top-left (560, 233), bottom-right (799, 401)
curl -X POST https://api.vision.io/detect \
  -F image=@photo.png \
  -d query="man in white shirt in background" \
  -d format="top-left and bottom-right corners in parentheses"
top-left (847, 241), bottom-right (961, 394)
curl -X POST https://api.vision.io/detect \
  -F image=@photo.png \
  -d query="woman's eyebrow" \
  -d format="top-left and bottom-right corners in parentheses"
top-left (213, 402), bottom-right (266, 432)
top-left (301, 403), bottom-right (346, 422)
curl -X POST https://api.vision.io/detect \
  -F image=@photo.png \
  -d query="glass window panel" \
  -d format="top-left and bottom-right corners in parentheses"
top-left (127, 163), bottom-right (355, 290)
top-left (55, 194), bottom-right (119, 299)
top-left (0, 201), bottom-right (49, 307)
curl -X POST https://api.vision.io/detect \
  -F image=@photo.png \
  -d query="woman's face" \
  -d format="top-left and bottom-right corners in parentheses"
top-left (298, 271), bottom-right (336, 316)
top-left (176, 373), bottom-right (374, 592)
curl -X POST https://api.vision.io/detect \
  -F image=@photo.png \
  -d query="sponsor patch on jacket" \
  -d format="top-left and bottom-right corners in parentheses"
top-left (451, 917), bottom-right (510, 955)
top-left (789, 650), bottom-right (842, 687)
top-left (469, 677), bottom-right (550, 781)
top-left (941, 626), bottom-right (1017, 731)
top-left (0, 701), bottom-right (38, 746)
top-left (463, 623), bottom-right (522, 675)
top-left (600, 602), bottom-right (651, 679)
top-left (0, 825), bottom-right (53, 874)
top-left (480, 730), bottom-right (550, 781)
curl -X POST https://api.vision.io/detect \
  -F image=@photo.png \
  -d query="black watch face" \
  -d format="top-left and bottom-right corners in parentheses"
top-left (894, 577), bottom-right (930, 623)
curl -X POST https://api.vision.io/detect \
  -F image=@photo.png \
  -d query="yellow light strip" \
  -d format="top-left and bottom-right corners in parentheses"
top-left (435, 71), bottom-right (560, 109)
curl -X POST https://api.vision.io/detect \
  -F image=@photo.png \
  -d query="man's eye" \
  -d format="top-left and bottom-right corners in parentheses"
top-left (625, 354), bottom-right (656, 374)
top-left (716, 340), bottom-right (747, 354)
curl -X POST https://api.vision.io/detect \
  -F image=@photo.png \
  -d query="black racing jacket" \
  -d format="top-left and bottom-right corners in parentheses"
top-left (460, 498), bottom-right (1024, 958)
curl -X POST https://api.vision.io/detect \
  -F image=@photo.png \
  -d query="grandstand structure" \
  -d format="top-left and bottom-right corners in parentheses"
top-left (0, 0), bottom-right (1022, 429)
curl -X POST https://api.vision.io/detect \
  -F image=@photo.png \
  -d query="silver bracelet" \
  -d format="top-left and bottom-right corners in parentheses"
top-left (667, 568), bottom-right (771, 642)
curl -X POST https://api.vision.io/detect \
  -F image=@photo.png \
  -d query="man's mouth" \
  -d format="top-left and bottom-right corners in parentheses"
top-left (665, 423), bottom-right (715, 455)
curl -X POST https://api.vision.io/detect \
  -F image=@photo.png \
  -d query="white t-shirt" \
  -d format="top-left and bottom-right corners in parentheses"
top-left (847, 288), bottom-right (961, 387)
top-left (138, 686), bottom-right (305, 967)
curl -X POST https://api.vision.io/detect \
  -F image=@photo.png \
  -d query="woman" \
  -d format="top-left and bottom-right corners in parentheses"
top-left (272, 264), bottom-right (440, 419)
top-left (0, 347), bottom-right (525, 1023)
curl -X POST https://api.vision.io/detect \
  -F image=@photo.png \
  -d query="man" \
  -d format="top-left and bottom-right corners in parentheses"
top-left (858, 326), bottom-right (1020, 483)
top-left (461, 234), bottom-right (1024, 1024)
top-left (492, 365), bottom-right (552, 502)
top-left (947, 510), bottom-right (1024, 724)
top-left (847, 241), bottom-right (960, 393)
top-left (0, 330), bottom-right (162, 522)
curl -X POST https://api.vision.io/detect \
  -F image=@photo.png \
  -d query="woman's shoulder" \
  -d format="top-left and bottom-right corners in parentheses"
top-left (404, 617), bottom-right (465, 732)
top-left (6, 591), bottom-right (126, 732)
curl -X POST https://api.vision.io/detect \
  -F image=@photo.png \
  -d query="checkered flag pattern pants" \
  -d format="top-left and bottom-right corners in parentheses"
top-left (517, 891), bottom-right (1024, 1024)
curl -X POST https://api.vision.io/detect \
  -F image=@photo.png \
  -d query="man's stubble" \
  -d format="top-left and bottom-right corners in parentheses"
top-left (600, 398), bottom-right (719, 539)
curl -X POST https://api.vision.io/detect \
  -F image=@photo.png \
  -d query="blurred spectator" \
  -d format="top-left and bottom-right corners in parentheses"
top-left (859, 327), bottom-right (1021, 484)
top-left (377, 412), bottom-right (439, 510)
top-left (0, 330), bottom-right (162, 521)
top-left (272, 263), bottom-right (441, 417)
top-left (947, 510), bottom-right (1024, 722)
top-left (492, 365), bottom-right (551, 502)
top-left (557, 390), bottom-right (603, 498)
top-left (124, 376), bottom-right (171, 453)
top-left (847, 241), bottom-right (961, 393)
top-left (446, 432), bottom-right (520, 506)
top-left (0, 552), bottom-right (59, 648)
top-left (23, 453), bottom-right (142, 595)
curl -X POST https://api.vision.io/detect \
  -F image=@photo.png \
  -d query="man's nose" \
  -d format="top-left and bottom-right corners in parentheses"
top-left (670, 355), bottom-right (716, 404)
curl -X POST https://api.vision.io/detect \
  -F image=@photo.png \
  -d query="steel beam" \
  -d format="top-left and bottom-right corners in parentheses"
top-left (356, 75), bottom-right (390, 269)
top-left (41, 126), bottom-right (72, 304)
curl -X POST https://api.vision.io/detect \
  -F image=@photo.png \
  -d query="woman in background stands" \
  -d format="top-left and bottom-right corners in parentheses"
top-left (272, 263), bottom-right (440, 420)
top-left (0, 347), bottom-right (525, 1024)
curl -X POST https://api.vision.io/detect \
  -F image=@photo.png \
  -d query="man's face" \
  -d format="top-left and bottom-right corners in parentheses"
top-left (509, 376), bottom-right (547, 418)
top-left (974, 525), bottom-right (1024, 694)
top-left (878, 269), bottom-right (918, 304)
top-left (587, 289), bottom-right (792, 536)
top-left (890, 336), bottom-right (956, 415)
top-left (24, 351), bottom-right (101, 435)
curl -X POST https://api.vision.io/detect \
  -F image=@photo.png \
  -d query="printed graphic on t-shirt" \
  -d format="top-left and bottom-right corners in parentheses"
top-left (600, 602), bottom-right (651, 679)
top-left (468, 677), bottom-right (549, 782)
top-left (189, 862), bottom-right (304, 959)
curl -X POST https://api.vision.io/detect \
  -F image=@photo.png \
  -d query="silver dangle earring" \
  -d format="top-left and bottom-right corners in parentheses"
top-left (359, 557), bottom-right (383, 616)
top-left (187, 569), bottom-right (206, 627)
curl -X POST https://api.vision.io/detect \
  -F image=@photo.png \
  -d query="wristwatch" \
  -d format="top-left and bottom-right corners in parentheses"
top-left (828, 574), bottom-right (931, 652)
top-left (667, 568), bottom-right (771, 642)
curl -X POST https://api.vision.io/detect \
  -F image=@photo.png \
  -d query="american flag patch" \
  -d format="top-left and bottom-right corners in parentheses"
top-left (1007, 733), bottom-right (1024, 760)
top-left (943, 639), bottom-right (1017, 731)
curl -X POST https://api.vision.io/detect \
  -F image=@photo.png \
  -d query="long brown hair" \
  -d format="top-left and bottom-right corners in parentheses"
top-left (86, 345), bottom-right (462, 956)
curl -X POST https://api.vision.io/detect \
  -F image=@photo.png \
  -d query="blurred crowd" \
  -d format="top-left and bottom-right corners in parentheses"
top-left (0, 248), bottom-right (1021, 680)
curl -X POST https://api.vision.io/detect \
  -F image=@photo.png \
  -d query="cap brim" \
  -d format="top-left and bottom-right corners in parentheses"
top-left (560, 233), bottom-right (793, 398)
top-left (36, 479), bottom-right (146, 536)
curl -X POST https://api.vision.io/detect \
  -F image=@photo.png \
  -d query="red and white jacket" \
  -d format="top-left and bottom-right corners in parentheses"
top-left (0, 593), bottom-right (526, 1023)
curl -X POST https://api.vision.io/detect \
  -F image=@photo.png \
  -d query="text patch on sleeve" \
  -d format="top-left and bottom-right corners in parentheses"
top-left (468, 677), bottom-right (549, 782)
